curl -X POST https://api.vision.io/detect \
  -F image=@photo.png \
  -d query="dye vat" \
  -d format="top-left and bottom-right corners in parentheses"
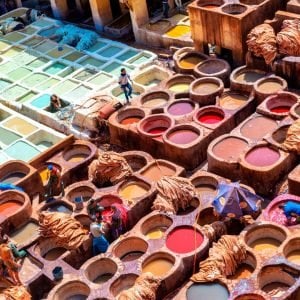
top-left (87, 72), bottom-right (113, 86)
top-left (196, 109), bottom-right (224, 124)
top-left (1, 172), bottom-right (26, 183)
top-left (30, 94), bottom-right (50, 109)
top-left (195, 184), bottom-right (217, 198)
top-left (257, 80), bottom-right (283, 94)
top-left (63, 146), bottom-right (90, 163)
top-left (186, 283), bottom-right (229, 300)
top-left (3, 117), bottom-right (37, 135)
top-left (27, 57), bottom-right (49, 69)
top-left (168, 83), bottom-right (190, 93)
top-left (213, 137), bottom-right (248, 161)
top-left (36, 78), bottom-right (59, 91)
top-left (245, 146), bottom-right (280, 167)
top-left (120, 116), bottom-right (142, 125)
top-left (165, 25), bottom-right (191, 38)
top-left (140, 162), bottom-right (175, 181)
top-left (138, 115), bottom-right (173, 136)
top-left (44, 62), bottom-right (67, 75)
top-left (120, 251), bottom-right (145, 262)
top-left (249, 238), bottom-right (281, 253)
top-left (5, 141), bottom-right (39, 161)
top-left (262, 282), bottom-right (290, 297)
top-left (146, 20), bottom-right (171, 32)
top-left (10, 222), bottom-right (39, 245)
top-left (167, 101), bottom-right (194, 116)
top-left (64, 51), bottom-right (85, 62)
top-left (47, 204), bottom-right (72, 214)
top-left (22, 73), bottom-right (49, 87)
top-left (146, 226), bottom-right (168, 239)
top-left (142, 256), bottom-right (174, 276)
top-left (141, 92), bottom-right (169, 108)
top-left (235, 70), bottom-right (265, 83)
top-left (0, 127), bottom-right (21, 145)
top-left (118, 182), bottom-right (149, 205)
top-left (240, 116), bottom-right (277, 140)
top-left (166, 226), bottom-right (203, 254)
top-left (228, 264), bottom-right (254, 280)
top-left (43, 247), bottom-right (66, 260)
top-left (287, 250), bottom-right (300, 265)
top-left (1, 85), bottom-right (29, 101)
top-left (167, 129), bottom-right (199, 145)
top-left (93, 273), bottom-right (114, 284)
top-left (265, 93), bottom-right (298, 115)
top-left (193, 82), bottom-right (219, 94)
top-left (219, 93), bottom-right (248, 110)
top-left (178, 53), bottom-right (206, 70)
top-left (7, 67), bottom-right (31, 81)
top-left (0, 200), bottom-right (22, 217)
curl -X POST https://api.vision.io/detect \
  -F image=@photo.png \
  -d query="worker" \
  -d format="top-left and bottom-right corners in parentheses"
top-left (162, 0), bottom-right (169, 18)
top-left (49, 94), bottom-right (62, 113)
top-left (118, 68), bottom-right (133, 104)
top-left (45, 164), bottom-right (64, 199)
top-left (90, 217), bottom-right (109, 256)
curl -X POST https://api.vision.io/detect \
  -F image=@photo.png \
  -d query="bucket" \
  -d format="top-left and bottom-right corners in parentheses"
top-left (74, 196), bottom-right (84, 210)
top-left (52, 266), bottom-right (63, 281)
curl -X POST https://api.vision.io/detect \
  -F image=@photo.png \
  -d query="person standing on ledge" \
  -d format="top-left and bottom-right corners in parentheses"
top-left (162, 0), bottom-right (169, 18)
top-left (119, 68), bottom-right (133, 104)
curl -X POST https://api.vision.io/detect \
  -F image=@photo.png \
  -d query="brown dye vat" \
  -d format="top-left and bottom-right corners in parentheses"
top-left (228, 264), bottom-right (254, 280)
top-left (257, 81), bottom-right (283, 93)
top-left (141, 91), bottom-right (170, 109)
top-left (219, 92), bottom-right (248, 110)
top-left (222, 3), bottom-right (247, 14)
top-left (67, 185), bottom-right (95, 203)
top-left (262, 282), bottom-right (290, 297)
top-left (63, 145), bottom-right (91, 163)
top-left (117, 108), bottom-right (145, 126)
top-left (122, 152), bottom-right (149, 172)
top-left (192, 175), bottom-right (219, 202)
top-left (194, 82), bottom-right (219, 93)
top-left (140, 162), bottom-right (176, 181)
top-left (43, 247), bottom-right (66, 260)
top-left (240, 116), bottom-right (277, 140)
top-left (177, 52), bottom-right (208, 73)
top-left (233, 295), bottom-right (266, 300)
top-left (51, 281), bottom-right (90, 300)
top-left (271, 125), bottom-right (289, 144)
top-left (235, 71), bottom-right (265, 83)
top-left (167, 129), bottom-right (199, 144)
top-left (198, 207), bottom-right (219, 226)
top-left (284, 238), bottom-right (300, 265)
top-left (110, 274), bottom-right (138, 297)
top-left (212, 136), bottom-right (248, 161)
top-left (245, 146), bottom-right (280, 167)
top-left (146, 20), bottom-right (171, 32)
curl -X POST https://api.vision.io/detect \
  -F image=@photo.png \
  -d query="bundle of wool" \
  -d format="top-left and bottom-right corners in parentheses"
top-left (191, 235), bottom-right (247, 282)
top-left (247, 24), bottom-right (277, 64)
top-left (38, 212), bottom-right (87, 250)
top-left (201, 221), bottom-right (227, 243)
top-left (2, 286), bottom-right (31, 300)
top-left (152, 176), bottom-right (197, 214)
top-left (282, 119), bottom-right (300, 154)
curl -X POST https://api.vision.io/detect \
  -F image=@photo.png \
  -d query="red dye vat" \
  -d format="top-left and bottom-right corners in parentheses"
top-left (148, 127), bottom-right (167, 134)
top-left (166, 227), bottom-right (203, 254)
top-left (198, 112), bottom-right (223, 124)
top-left (245, 146), bottom-right (280, 167)
top-left (168, 102), bottom-right (194, 116)
top-left (168, 130), bottom-right (199, 144)
top-left (0, 201), bottom-right (22, 217)
top-left (270, 106), bottom-right (290, 113)
top-left (120, 117), bottom-right (142, 125)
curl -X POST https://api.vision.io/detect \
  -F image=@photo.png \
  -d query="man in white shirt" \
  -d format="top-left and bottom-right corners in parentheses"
top-left (119, 68), bottom-right (133, 104)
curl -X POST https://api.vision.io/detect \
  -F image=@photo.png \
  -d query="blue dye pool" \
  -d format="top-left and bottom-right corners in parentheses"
top-left (87, 41), bottom-right (108, 52)
top-left (38, 26), bottom-right (58, 38)
top-left (30, 94), bottom-right (50, 109)
top-left (44, 63), bottom-right (67, 75)
top-left (117, 50), bottom-right (138, 62)
top-left (99, 46), bottom-right (123, 57)
top-left (0, 127), bottom-right (21, 145)
top-left (4, 141), bottom-right (40, 161)
top-left (32, 19), bottom-right (54, 28)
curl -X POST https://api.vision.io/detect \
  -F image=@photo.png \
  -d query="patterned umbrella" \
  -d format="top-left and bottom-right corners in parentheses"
top-left (212, 182), bottom-right (263, 219)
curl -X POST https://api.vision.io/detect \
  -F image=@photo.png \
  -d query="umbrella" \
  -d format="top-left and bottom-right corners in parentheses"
top-left (212, 182), bottom-right (263, 219)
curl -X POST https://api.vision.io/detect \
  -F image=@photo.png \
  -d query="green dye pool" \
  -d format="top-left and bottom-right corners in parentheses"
top-left (100, 46), bottom-right (123, 57)
top-left (27, 57), bottom-right (49, 69)
top-left (35, 78), bottom-right (59, 91)
top-left (88, 73), bottom-right (112, 86)
top-left (64, 51), bottom-right (85, 62)
top-left (47, 46), bottom-right (72, 58)
top-left (21, 26), bottom-right (37, 35)
top-left (80, 57), bottom-right (106, 68)
top-left (2, 47), bottom-right (23, 58)
top-left (3, 32), bottom-right (26, 42)
top-left (130, 54), bottom-right (149, 65)
top-left (34, 40), bottom-right (56, 53)
top-left (22, 73), bottom-right (49, 87)
top-left (117, 50), bottom-right (138, 62)
top-left (0, 127), bottom-right (21, 145)
top-left (58, 67), bottom-right (76, 77)
top-left (74, 69), bottom-right (96, 81)
top-left (87, 41), bottom-right (108, 52)
top-left (36, 141), bottom-right (53, 151)
top-left (102, 62), bottom-right (133, 77)
top-left (0, 152), bottom-right (9, 163)
top-left (0, 40), bottom-right (11, 51)
top-left (14, 52), bottom-right (36, 65)
top-left (22, 37), bottom-right (43, 47)
top-left (7, 67), bottom-right (31, 81)
top-left (1, 85), bottom-right (29, 101)
top-left (17, 92), bottom-right (38, 103)
top-left (51, 80), bottom-right (77, 95)
top-left (30, 94), bottom-right (50, 109)
top-left (38, 26), bottom-right (58, 38)
top-left (4, 141), bottom-right (40, 161)
top-left (0, 61), bottom-right (18, 74)
top-left (0, 79), bottom-right (12, 90)
top-left (44, 62), bottom-right (67, 75)
top-left (64, 85), bottom-right (92, 100)
top-left (32, 19), bottom-right (54, 28)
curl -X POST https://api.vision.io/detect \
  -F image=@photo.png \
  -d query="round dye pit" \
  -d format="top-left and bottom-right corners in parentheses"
top-left (138, 115), bottom-right (173, 136)
top-left (265, 93), bottom-right (297, 115)
top-left (146, 226), bottom-right (168, 239)
top-left (167, 129), bottom-right (199, 145)
top-left (168, 83), bottom-right (190, 93)
top-left (120, 116), bottom-right (142, 125)
top-left (196, 59), bottom-right (229, 75)
top-left (193, 81), bottom-right (219, 94)
top-left (240, 116), bottom-right (278, 140)
top-left (141, 162), bottom-right (176, 181)
top-left (117, 108), bottom-right (145, 126)
top-left (245, 146), bottom-right (280, 167)
top-left (110, 274), bottom-right (138, 297)
top-left (186, 283), bottom-right (229, 300)
top-left (257, 80), bottom-right (284, 94)
top-left (250, 238), bottom-right (281, 253)
top-left (166, 226), bottom-right (204, 254)
top-left (228, 263), bottom-right (254, 280)
top-left (142, 214), bottom-right (173, 240)
top-left (167, 101), bottom-right (195, 116)
top-left (262, 282), bottom-right (290, 297)
top-left (47, 203), bottom-right (72, 214)
top-left (213, 137), bottom-right (248, 161)
top-left (52, 281), bottom-right (90, 300)
top-left (142, 254), bottom-right (174, 277)
top-left (179, 54), bottom-right (206, 69)
top-left (1, 172), bottom-right (26, 184)
top-left (287, 250), bottom-right (300, 265)
top-left (284, 238), bottom-right (300, 264)
top-left (198, 207), bottom-right (219, 226)
top-left (219, 93), bottom-right (248, 110)
top-left (233, 295), bottom-right (266, 300)
top-left (222, 3), bottom-right (247, 14)
top-left (141, 92), bottom-right (169, 108)
top-left (118, 182), bottom-right (149, 205)
top-left (0, 200), bottom-right (22, 217)
top-left (67, 186), bottom-right (95, 203)
top-left (63, 145), bottom-right (91, 163)
top-left (196, 109), bottom-right (224, 124)
top-left (235, 70), bottom-right (265, 83)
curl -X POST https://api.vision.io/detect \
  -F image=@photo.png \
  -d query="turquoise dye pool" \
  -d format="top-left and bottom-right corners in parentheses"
top-left (1, 85), bottom-right (29, 101)
top-left (27, 57), bottom-right (49, 69)
top-left (0, 79), bottom-right (12, 90)
top-left (80, 57), bottom-right (106, 68)
top-left (0, 127), bottom-right (21, 145)
top-left (32, 19), bottom-right (55, 28)
top-left (38, 26), bottom-right (58, 38)
top-left (44, 62), bottom-right (67, 75)
top-left (87, 73), bottom-right (112, 86)
top-left (102, 62), bottom-right (133, 76)
top-left (87, 41), bottom-right (108, 52)
top-left (99, 46), bottom-right (123, 57)
top-left (117, 50), bottom-right (138, 62)
top-left (4, 141), bottom-right (40, 161)
top-left (30, 94), bottom-right (50, 109)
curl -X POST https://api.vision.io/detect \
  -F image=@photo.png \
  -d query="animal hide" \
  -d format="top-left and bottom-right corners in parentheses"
top-left (282, 119), bottom-right (300, 154)
top-left (2, 286), bottom-right (31, 300)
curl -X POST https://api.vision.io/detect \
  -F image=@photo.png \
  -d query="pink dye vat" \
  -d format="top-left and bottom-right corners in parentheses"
top-left (268, 206), bottom-right (297, 226)
top-left (168, 102), bottom-right (194, 116)
top-left (148, 127), bottom-right (167, 134)
top-left (168, 130), bottom-right (199, 144)
top-left (245, 146), bottom-right (280, 167)
top-left (270, 106), bottom-right (290, 113)
top-left (198, 112), bottom-right (224, 124)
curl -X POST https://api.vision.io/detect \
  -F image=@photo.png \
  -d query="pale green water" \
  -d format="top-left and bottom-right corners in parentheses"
top-left (130, 54), bottom-right (149, 65)
top-left (0, 79), bottom-right (12, 90)
top-left (87, 73), bottom-right (112, 86)
top-left (30, 94), bottom-right (50, 109)
top-left (34, 40), bottom-right (56, 53)
top-left (35, 78), bottom-right (59, 91)
top-left (74, 69), bottom-right (96, 81)
top-left (32, 19), bottom-right (54, 27)
top-left (0, 40), bottom-right (11, 51)
top-left (22, 37), bottom-right (43, 47)
top-left (2, 47), bottom-right (23, 58)
top-left (81, 57), bottom-right (106, 68)
top-left (27, 57), bottom-right (49, 69)
top-left (64, 85), bottom-right (92, 100)
top-left (5, 141), bottom-right (40, 161)
top-left (14, 52), bottom-right (37, 65)
top-left (1, 85), bottom-right (29, 101)
top-left (64, 51), bottom-right (85, 62)
top-left (58, 67), bottom-right (76, 77)
top-left (87, 41), bottom-right (108, 52)
top-left (17, 92), bottom-right (38, 103)
top-left (3, 32), bottom-right (26, 42)
top-left (47, 46), bottom-right (72, 58)
top-left (0, 61), bottom-right (18, 74)
top-left (100, 46), bottom-right (123, 57)
top-left (36, 141), bottom-right (53, 151)
top-left (0, 127), bottom-right (21, 145)
top-left (51, 80), bottom-right (77, 95)
top-left (44, 62), bottom-right (67, 75)
top-left (7, 67), bottom-right (31, 81)
top-left (22, 73), bottom-right (49, 87)
top-left (117, 50), bottom-right (138, 62)
top-left (0, 152), bottom-right (9, 163)
top-left (38, 26), bottom-right (58, 37)
top-left (102, 62), bottom-right (133, 77)
top-left (21, 26), bottom-right (38, 35)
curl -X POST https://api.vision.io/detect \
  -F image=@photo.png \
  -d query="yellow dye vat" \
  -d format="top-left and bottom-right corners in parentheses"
top-left (166, 25), bottom-right (190, 38)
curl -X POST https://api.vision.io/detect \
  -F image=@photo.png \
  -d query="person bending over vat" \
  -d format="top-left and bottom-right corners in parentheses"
top-left (49, 94), bottom-right (62, 113)
top-left (280, 201), bottom-right (300, 224)
top-left (87, 198), bottom-right (104, 221)
top-left (119, 68), bottom-right (133, 104)
top-left (90, 217), bottom-right (109, 256)
top-left (45, 164), bottom-right (64, 199)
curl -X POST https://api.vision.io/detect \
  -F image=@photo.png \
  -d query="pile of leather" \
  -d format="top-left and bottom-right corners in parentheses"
top-left (88, 152), bottom-right (132, 187)
top-left (152, 176), bottom-right (197, 214)
top-left (38, 212), bottom-right (87, 250)
top-left (201, 221), bottom-right (227, 243)
top-left (277, 19), bottom-right (300, 56)
top-left (2, 286), bottom-right (31, 300)
top-left (282, 119), bottom-right (300, 154)
top-left (191, 235), bottom-right (247, 282)
top-left (246, 24), bottom-right (277, 64)
top-left (117, 272), bottom-right (161, 300)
